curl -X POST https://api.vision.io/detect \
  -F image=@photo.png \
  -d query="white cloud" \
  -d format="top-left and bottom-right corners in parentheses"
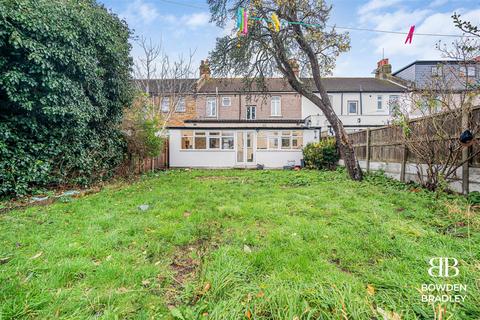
top-left (358, 0), bottom-right (401, 20)
top-left (368, 8), bottom-right (479, 61)
top-left (183, 12), bottom-right (211, 29)
top-left (429, 0), bottom-right (448, 8)
top-left (120, 0), bottom-right (159, 25)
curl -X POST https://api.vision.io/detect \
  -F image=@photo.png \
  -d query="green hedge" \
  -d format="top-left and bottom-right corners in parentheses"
top-left (0, 0), bottom-right (133, 196)
top-left (303, 138), bottom-right (339, 170)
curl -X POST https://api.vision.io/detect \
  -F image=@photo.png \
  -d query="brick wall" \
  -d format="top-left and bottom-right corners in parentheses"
top-left (195, 93), bottom-right (301, 120)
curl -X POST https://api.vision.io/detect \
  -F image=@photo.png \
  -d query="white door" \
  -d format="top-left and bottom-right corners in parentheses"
top-left (236, 131), bottom-right (256, 165)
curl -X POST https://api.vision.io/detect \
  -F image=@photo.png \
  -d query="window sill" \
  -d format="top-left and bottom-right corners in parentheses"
top-left (257, 149), bottom-right (302, 152)
top-left (180, 149), bottom-right (234, 152)
top-left (270, 115), bottom-right (283, 117)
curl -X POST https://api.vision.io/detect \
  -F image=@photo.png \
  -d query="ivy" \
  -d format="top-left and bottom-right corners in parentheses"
top-left (0, 0), bottom-right (134, 196)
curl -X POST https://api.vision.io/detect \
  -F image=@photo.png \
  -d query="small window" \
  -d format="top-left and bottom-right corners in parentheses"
top-left (206, 97), bottom-right (217, 117)
top-left (347, 101), bottom-right (358, 114)
top-left (176, 97), bottom-right (186, 112)
top-left (161, 97), bottom-right (170, 112)
top-left (389, 95), bottom-right (400, 114)
top-left (377, 96), bottom-right (383, 110)
top-left (222, 97), bottom-right (231, 107)
top-left (221, 131), bottom-right (234, 149)
top-left (256, 131), bottom-right (268, 149)
top-left (271, 96), bottom-right (281, 116)
top-left (181, 130), bottom-right (194, 149)
top-left (431, 66), bottom-right (443, 77)
top-left (194, 131), bottom-right (206, 149)
top-left (208, 132), bottom-right (220, 149)
top-left (281, 131), bottom-right (291, 149)
top-left (246, 106), bottom-right (256, 120)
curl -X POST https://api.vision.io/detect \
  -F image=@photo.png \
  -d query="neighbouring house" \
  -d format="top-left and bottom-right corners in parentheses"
top-left (391, 59), bottom-right (480, 115)
top-left (137, 59), bottom-right (409, 168)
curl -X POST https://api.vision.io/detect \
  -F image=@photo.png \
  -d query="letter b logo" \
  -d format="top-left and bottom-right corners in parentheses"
top-left (428, 257), bottom-right (459, 277)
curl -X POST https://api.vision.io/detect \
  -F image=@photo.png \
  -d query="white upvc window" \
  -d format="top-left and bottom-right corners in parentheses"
top-left (258, 130), bottom-right (303, 150)
top-left (377, 95), bottom-right (383, 110)
top-left (271, 96), bottom-right (281, 116)
top-left (176, 97), bottom-right (186, 112)
top-left (246, 106), bottom-right (256, 120)
top-left (388, 95), bottom-right (400, 114)
top-left (206, 97), bottom-right (217, 117)
top-left (181, 130), bottom-right (235, 150)
top-left (347, 100), bottom-right (358, 114)
top-left (222, 96), bottom-right (231, 107)
top-left (161, 97), bottom-right (170, 112)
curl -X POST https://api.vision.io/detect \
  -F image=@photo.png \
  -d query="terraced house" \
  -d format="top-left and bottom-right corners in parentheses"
top-left (142, 59), bottom-right (406, 168)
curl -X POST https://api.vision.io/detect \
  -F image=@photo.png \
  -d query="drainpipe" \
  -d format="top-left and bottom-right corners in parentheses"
top-left (239, 93), bottom-right (242, 120)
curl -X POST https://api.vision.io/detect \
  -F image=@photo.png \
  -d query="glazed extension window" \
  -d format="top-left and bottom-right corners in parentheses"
top-left (257, 131), bottom-right (303, 150)
top-left (181, 131), bottom-right (234, 150)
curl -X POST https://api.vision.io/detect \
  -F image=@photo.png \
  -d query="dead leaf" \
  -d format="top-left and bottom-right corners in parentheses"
top-left (376, 307), bottom-right (401, 320)
top-left (243, 244), bottom-right (252, 253)
top-left (142, 279), bottom-right (151, 287)
top-left (118, 287), bottom-right (129, 293)
top-left (106, 255), bottom-right (112, 261)
top-left (31, 252), bottom-right (43, 259)
top-left (202, 312), bottom-right (209, 317)
top-left (183, 211), bottom-right (191, 217)
top-left (154, 260), bottom-right (162, 266)
top-left (367, 284), bottom-right (375, 296)
top-left (256, 291), bottom-right (265, 298)
top-left (203, 282), bottom-right (211, 293)
top-left (293, 316), bottom-right (300, 320)
top-left (245, 309), bottom-right (252, 319)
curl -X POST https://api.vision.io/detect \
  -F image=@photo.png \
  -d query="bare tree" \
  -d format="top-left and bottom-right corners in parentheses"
top-left (393, 36), bottom-right (480, 191)
top-left (207, 0), bottom-right (362, 180)
top-left (133, 36), bottom-right (196, 137)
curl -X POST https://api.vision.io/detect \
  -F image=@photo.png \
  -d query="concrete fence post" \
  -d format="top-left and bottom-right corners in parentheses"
top-left (365, 129), bottom-right (371, 172)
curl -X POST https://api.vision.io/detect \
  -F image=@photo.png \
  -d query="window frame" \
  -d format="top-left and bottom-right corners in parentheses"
top-left (246, 105), bottom-right (256, 120)
top-left (270, 96), bottom-right (282, 116)
top-left (347, 100), bottom-right (358, 115)
top-left (161, 97), bottom-right (170, 112)
top-left (222, 96), bottom-right (231, 107)
top-left (181, 130), bottom-right (235, 150)
top-left (388, 95), bottom-right (400, 114)
top-left (176, 97), bottom-right (186, 112)
top-left (431, 65), bottom-right (443, 77)
top-left (376, 95), bottom-right (383, 111)
top-left (258, 130), bottom-right (303, 150)
top-left (206, 97), bottom-right (217, 117)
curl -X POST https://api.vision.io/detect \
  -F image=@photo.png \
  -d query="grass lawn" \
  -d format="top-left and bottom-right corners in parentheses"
top-left (1, 169), bottom-right (479, 319)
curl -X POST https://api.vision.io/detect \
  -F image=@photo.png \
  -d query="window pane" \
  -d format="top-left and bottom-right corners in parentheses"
top-left (209, 132), bottom-right (220, 136)
top-left (161, 97), bottom-right (170, 112)
top-left (195, 132), bottom-right (206, 136)
top-left (222, 131), bottom-right (234, 137)
top-left (257, 131), bottom-right (267, 149)
top-left (281, 137), bottom-right (291, 149)
top-left (195, 137), bottom-right (206, 149)
top-left (209, 137), bottom-right (220, 149)
top-left (176, 97), bottom-right (186, 112)
top-left (222, 137), bottom-right (234, 149)
top-left (182, 130), bottom-right (193, 137)
top-left (181, 136), bottom-right (194, 149)
top-left (377, 96), bottom-right (382, 110)
top-left (222, 97), bottom-right (231, 106)
top-left (348, 102), bottom-right (357, 114)
top-left (268, 137), bottom-right (279, 149)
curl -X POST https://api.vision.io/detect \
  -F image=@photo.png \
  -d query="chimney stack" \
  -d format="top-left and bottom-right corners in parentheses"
top-left (288, 58), bottom-right (300, 77)
top-left (375, 58), bottom-right (392, 79)
top-left (199, 59), bottom-right (211, 79)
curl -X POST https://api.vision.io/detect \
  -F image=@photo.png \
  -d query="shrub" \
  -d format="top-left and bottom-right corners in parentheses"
top-left (303, 138), bottom-right (339, 170)
top-left (0, 0), bottom-right (133, 196)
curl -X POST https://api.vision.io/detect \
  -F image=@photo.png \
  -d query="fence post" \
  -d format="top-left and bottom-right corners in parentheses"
top-left (461, 108), bottom-right (470, 194)
top-left (400, 144), bottom-right (408, 183)
top-left (365, 129), bottom-right (371, 172)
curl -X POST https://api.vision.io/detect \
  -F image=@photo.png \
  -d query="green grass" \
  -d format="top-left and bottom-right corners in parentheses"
top-left (1, 169), bottom-right (479, 319)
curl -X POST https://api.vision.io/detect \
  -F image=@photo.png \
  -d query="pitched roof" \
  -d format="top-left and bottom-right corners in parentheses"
top-left (134, 79), bottom-right (197, 94)
top-left (133, 77), bottom-right (405, 94)
top-left (197, 77), bottom-right (405, 93)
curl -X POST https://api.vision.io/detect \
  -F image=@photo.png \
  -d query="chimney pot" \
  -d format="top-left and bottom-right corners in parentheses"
top-left (376, 58), bottom-right (391, 79)
top-left (199, 59), bottom-right (211, 79)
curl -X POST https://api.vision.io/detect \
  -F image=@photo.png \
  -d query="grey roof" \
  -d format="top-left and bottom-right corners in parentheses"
top-left (392, 60), bottom-right (473, 76)
top-left (198, 77), bottom-right (405, 93)
top-left (134, 77), bottom-right (405, 94)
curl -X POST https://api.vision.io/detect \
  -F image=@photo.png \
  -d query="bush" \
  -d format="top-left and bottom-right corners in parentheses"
top-left (0, 0), bottom-right (133, 196)
top-left (303, 138), bottom-right (339, 170)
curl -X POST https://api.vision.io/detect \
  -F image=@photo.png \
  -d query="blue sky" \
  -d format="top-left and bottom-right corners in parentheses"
top-left (99, 0), bottom-right (480, 77)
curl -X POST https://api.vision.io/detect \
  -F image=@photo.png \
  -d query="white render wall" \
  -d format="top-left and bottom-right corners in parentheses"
top-left (302, 92), bottom-right (401, 129)
top-left (169, 129), bottom-right (318, 168)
